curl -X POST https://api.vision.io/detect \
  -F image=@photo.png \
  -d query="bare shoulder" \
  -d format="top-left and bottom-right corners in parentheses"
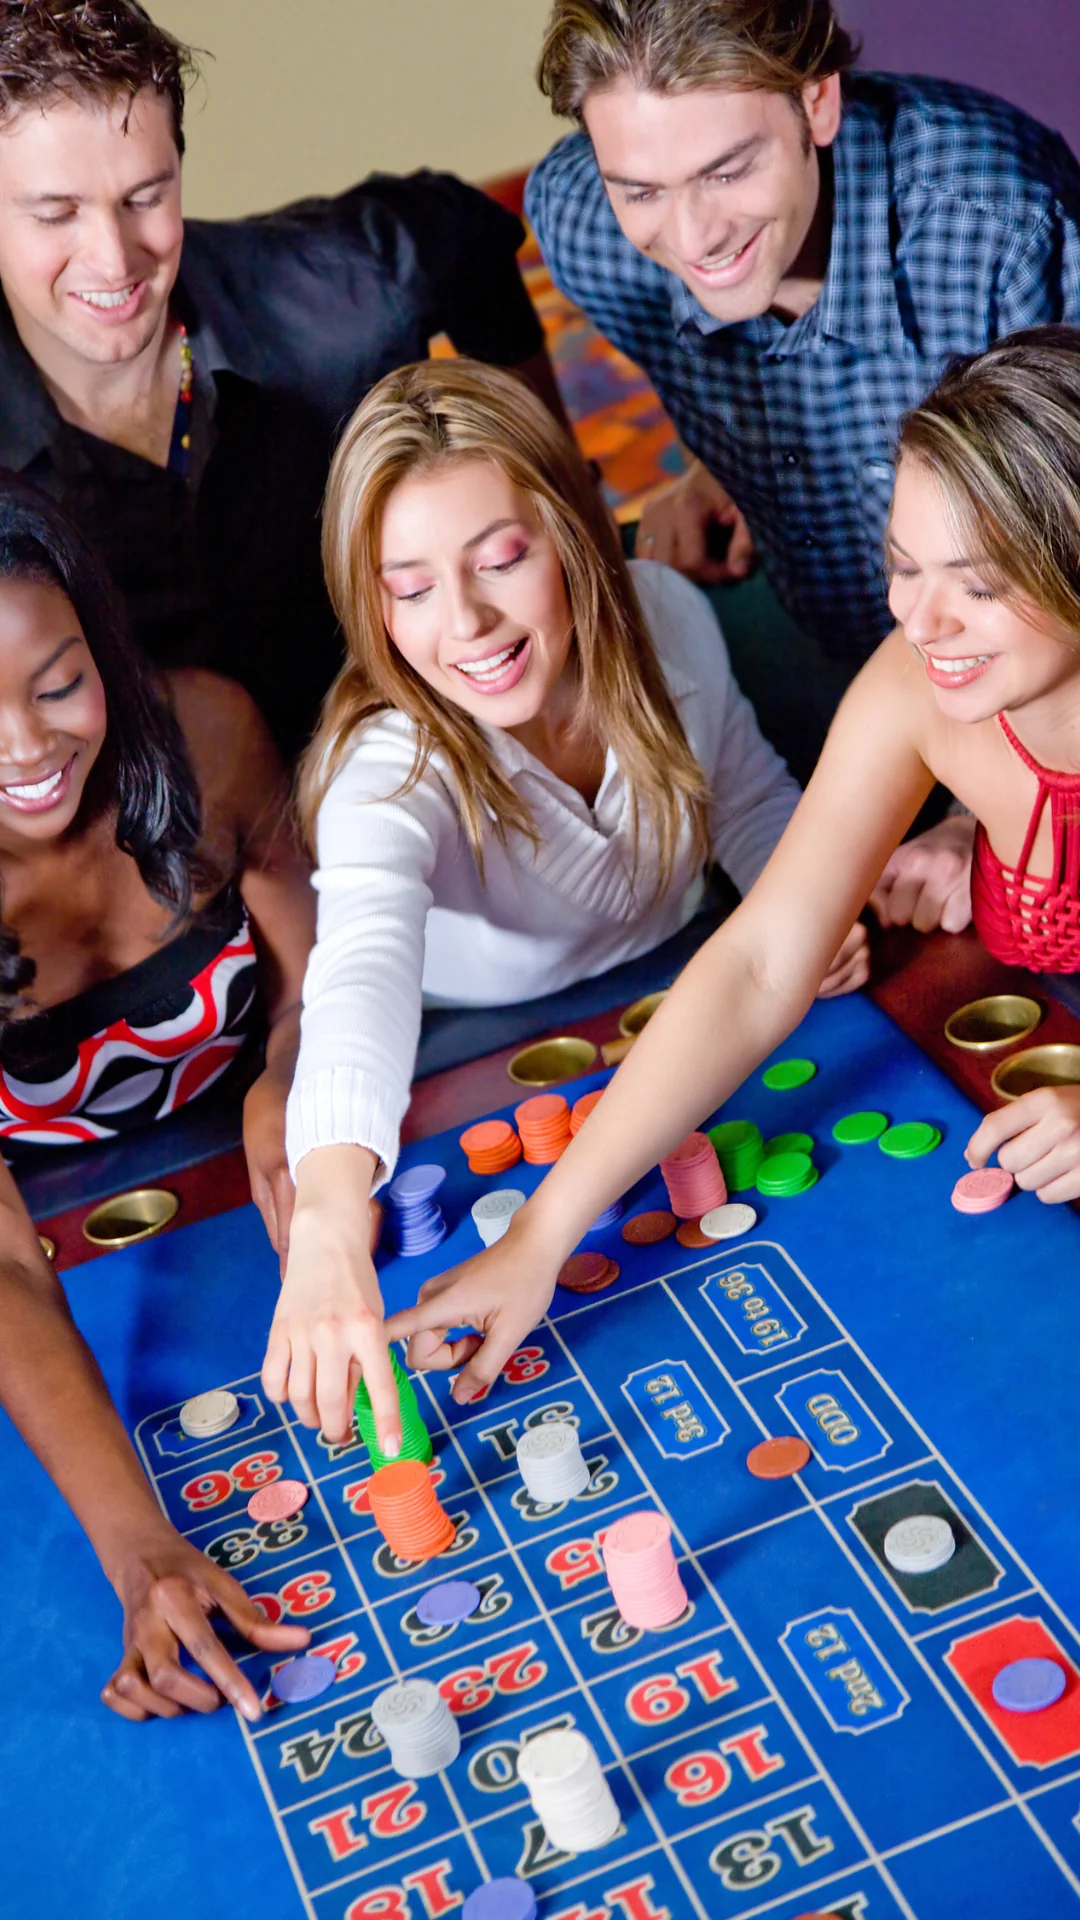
top-left (163, 669), bottom-right (288, 842)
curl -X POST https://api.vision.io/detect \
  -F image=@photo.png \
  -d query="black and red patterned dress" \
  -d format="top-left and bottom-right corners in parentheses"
top-left (0, 886), bottom-right (259, 1150)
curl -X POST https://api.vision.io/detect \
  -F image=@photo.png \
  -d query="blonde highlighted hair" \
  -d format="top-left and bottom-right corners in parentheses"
top-left (301, 359), bottom-right (709, 892)
top-left (538, 0), bottom-right (857, 123)
top-left (898, 326), bottom-right (1080, 642)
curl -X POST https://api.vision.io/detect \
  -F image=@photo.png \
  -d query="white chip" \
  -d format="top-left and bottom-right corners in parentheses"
top-left (700, 1203), bottom-right (758, 1241)
top-left (371, 1679), bottom-right (460, 1778)
top-left (179, 1388), bottom-right (240, 1438)
top-left (516, 1420), bottom-right (591, 1502)
top-left (883, 1514), bottom-right (955, 1575)
top-left (516, 1728), bottom-right (621, 1851)
top-left (471, 1189), bottom-right (526, 1222)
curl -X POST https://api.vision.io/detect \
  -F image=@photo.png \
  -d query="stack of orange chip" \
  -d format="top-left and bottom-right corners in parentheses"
top-left (368, 1459), bottom-right (456, 1562)
top-left (459, 1117), bottom-right (522, 1175)
top-left (515, 1093), bottom-right (572, 1164)
top-left (570, 1088), bottom-right (604, 1135)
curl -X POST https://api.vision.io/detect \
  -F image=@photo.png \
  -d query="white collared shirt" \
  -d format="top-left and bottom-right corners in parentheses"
top-left (286, 562), bottom-right (799, 1182)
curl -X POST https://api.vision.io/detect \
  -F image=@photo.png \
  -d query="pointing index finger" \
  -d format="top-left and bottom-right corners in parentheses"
top-left (966, 1097), bottom-right (1038, 1167)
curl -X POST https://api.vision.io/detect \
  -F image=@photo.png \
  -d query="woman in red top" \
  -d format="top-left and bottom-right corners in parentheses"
top-left (388, 325), bottom-right (1080, 1402)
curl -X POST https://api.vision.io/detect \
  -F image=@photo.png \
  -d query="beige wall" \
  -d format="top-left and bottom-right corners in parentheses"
top-left (154, 0), bottom-right (568, 219)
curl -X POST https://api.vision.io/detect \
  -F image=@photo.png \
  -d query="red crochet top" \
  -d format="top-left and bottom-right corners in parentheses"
top-left (972, 715), bottom-right (1080, 972)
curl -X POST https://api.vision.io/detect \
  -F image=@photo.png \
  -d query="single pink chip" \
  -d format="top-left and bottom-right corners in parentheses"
top-left (952, 1168), bottom-right (1014, 1213)
top-left (247, 1478), bottom-right (310, 1523)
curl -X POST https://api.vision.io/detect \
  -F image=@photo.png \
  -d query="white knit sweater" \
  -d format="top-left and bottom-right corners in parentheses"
top-left (286, 562), bottom-right (799, 1184)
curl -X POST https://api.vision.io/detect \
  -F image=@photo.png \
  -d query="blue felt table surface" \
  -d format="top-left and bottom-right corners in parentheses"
top-left (2, 990), bottom-right (1079, 1918)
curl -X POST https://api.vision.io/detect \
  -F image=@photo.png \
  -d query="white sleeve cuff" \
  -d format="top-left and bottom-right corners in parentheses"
top-left (285, 1065), bottom-right (409, 1192)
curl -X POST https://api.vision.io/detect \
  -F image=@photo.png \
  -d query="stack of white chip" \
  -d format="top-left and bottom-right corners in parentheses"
top-left (179, 1388), bottom-right (240, 1439)
top-left (471, 1189), bottom-right (526, 1247)
top-left (371, 1679), bottom-right (461, 1777)
top-left (516, 1422), bottom-right (591, 1502)
top-left (883, 1514), bottom-right (955, 1576)
top-left (516, 1728), bottom-right (621, 1852)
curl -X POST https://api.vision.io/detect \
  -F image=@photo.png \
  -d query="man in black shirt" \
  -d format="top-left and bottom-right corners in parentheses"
top-left (0, 2), bottom-right (555, 752)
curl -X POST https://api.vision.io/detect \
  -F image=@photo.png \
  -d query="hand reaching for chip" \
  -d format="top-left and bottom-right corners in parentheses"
top-left (966, 1084), bottom-right (1080, 1203)
top-left (385, 1229), bottom-right (556, 1405)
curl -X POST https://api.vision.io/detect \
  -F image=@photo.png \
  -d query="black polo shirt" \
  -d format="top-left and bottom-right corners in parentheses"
top-left (0, 171), bottom-right (543, 755)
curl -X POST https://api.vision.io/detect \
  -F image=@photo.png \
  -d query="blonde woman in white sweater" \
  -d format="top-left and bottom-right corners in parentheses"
top-left (264, 360), bottom-right (868, 1447)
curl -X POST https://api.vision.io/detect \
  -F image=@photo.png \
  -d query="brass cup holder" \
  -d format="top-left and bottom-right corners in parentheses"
top-left (990, 1043), bottom-right (1080, 1102)
top-left (944, 993), bottom-right (1042, 1052)
top-left (618, 990), bottom-right (667, 1038)
top-left (81, 1187), bottom-right (180, 1248)
top-left (507, 1035), bottom-right (598, 1087)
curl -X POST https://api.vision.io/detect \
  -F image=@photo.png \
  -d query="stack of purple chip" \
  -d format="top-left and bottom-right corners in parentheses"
top-left (388, 1163), bottom-right (448, 1257)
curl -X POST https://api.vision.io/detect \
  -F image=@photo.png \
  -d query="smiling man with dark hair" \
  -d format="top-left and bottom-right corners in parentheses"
top-left (0, 1), bottom-right (555, 753)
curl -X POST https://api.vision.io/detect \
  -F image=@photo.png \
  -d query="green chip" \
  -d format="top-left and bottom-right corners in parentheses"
top-left (708, 1119), bottom-right (762, 1151)
top-left (878, 1121), bottom-right (941, 1159)
top-left (832, 1110), bottom-right (889, 1145)
top-left (355, 1348), bottom-right (433, 1469)
top-left (762, 1058), bottom-right (817, 1091)
top-left (756, 1149), bottom-right (815, 1192)
top-left (764, 1131), bottom-right (814, 1157)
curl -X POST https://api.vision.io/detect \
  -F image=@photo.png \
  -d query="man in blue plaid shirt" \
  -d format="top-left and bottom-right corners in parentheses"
top-left (528, 0), bottom-right (1080, 673)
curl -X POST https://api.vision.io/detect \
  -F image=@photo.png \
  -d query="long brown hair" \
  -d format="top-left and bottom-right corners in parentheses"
top-left (302, 359), bottom-right (709, 892)
top-left (899, 326), bottom-right (1080, 640)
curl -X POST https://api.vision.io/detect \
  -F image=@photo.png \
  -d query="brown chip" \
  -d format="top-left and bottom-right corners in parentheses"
top-left (676, 1220), bottom-right (714, 1249)
top-left (621, 1209), bottom-right (677, 1246)
top-left (558, 1251), bottom-right (614, 1293)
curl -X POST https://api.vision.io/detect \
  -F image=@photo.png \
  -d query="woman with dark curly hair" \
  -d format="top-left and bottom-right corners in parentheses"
top-left (0, 477), bottom-right (315, 1719)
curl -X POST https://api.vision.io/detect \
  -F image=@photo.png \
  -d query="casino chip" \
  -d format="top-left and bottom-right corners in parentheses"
top-left (621, 1209), bottom-right (676, 1245)
top-left (416, 1579), bottom-right (482, 1627)
top-left (762, 1057), bottom-right (816, 1090)
top-left (883, 1514), bottom-right (955, 1575)
top-left (952, 1167), bottom-right (1014, 1214)
top-left (832, 1110), bottom-right (889, 1145)
top-left (747, 1436), bottom-right (811, 1479)
top-left (700, 1202), bottom-right (757, 1240)
top-left (463, 1880), bottom-right (537, 1920)
top-left (764, 1131), bottom-right (814, 1157)
top-left (272, 1654), bottom-right (336, 1704)
top-left (878, 1121), bottom-right (941, 1159)
top-left (247, 1479), bottom-right (309, 1523)
top-left (179, 1388), bottom-right (239, 1439)
top-left (992, 1656), bottom-right (1067, 1714)
top-left (557, 1251), bottom-right (619, 1294)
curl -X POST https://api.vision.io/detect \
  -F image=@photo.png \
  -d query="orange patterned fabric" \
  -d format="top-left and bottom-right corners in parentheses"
top-left (972, 715), bottom-right (1080, 971)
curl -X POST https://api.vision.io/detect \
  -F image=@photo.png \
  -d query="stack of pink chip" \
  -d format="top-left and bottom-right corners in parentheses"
top-left (951, 1167), bottom-right (1014, 1214)
top-left (602, 1510), bottom-right (688, 1629)
top-left (659, 1132), bottom-right (727, 1218)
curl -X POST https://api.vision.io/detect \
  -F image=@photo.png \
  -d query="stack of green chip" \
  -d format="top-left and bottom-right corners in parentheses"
top-left (708, 1118), bottom-right (764, 1192)
top-left (878, 1120), bottom-right (941, 1160)
top-left (764, 1131), bottom-right (814, 1157)
top-left (355, 1348), bottom-right (433, 1470)
top-left (756, 1149), bottom-right (819, 1197)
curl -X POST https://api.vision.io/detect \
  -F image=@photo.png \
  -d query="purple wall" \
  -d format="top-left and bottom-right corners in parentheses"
top-left (840, 0), bottom-right (1080, 158)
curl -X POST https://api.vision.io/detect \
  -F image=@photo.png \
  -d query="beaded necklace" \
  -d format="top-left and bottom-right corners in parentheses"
top-left (167, 321), bottom-right (194, 477)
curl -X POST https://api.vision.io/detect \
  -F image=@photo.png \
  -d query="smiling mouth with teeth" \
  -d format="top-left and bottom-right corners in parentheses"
top-left (73, 284), bottom-right (139, 310)
top-left (2, 765), bottom-right (67, 803)
top-left (454, 638), bottom-right (527, 683)
top-left (928, 655), bottom-right (990, 672)
top-left (692, 233), bottom-right (757, 273)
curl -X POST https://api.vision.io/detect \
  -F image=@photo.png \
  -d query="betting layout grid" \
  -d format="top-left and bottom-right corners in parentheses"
top-left (137, 1213), bottom-right (1080, 1920)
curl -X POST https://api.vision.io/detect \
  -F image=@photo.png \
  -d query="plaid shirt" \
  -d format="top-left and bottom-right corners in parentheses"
top-left (527, 73), bottom-right (1080, 662)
